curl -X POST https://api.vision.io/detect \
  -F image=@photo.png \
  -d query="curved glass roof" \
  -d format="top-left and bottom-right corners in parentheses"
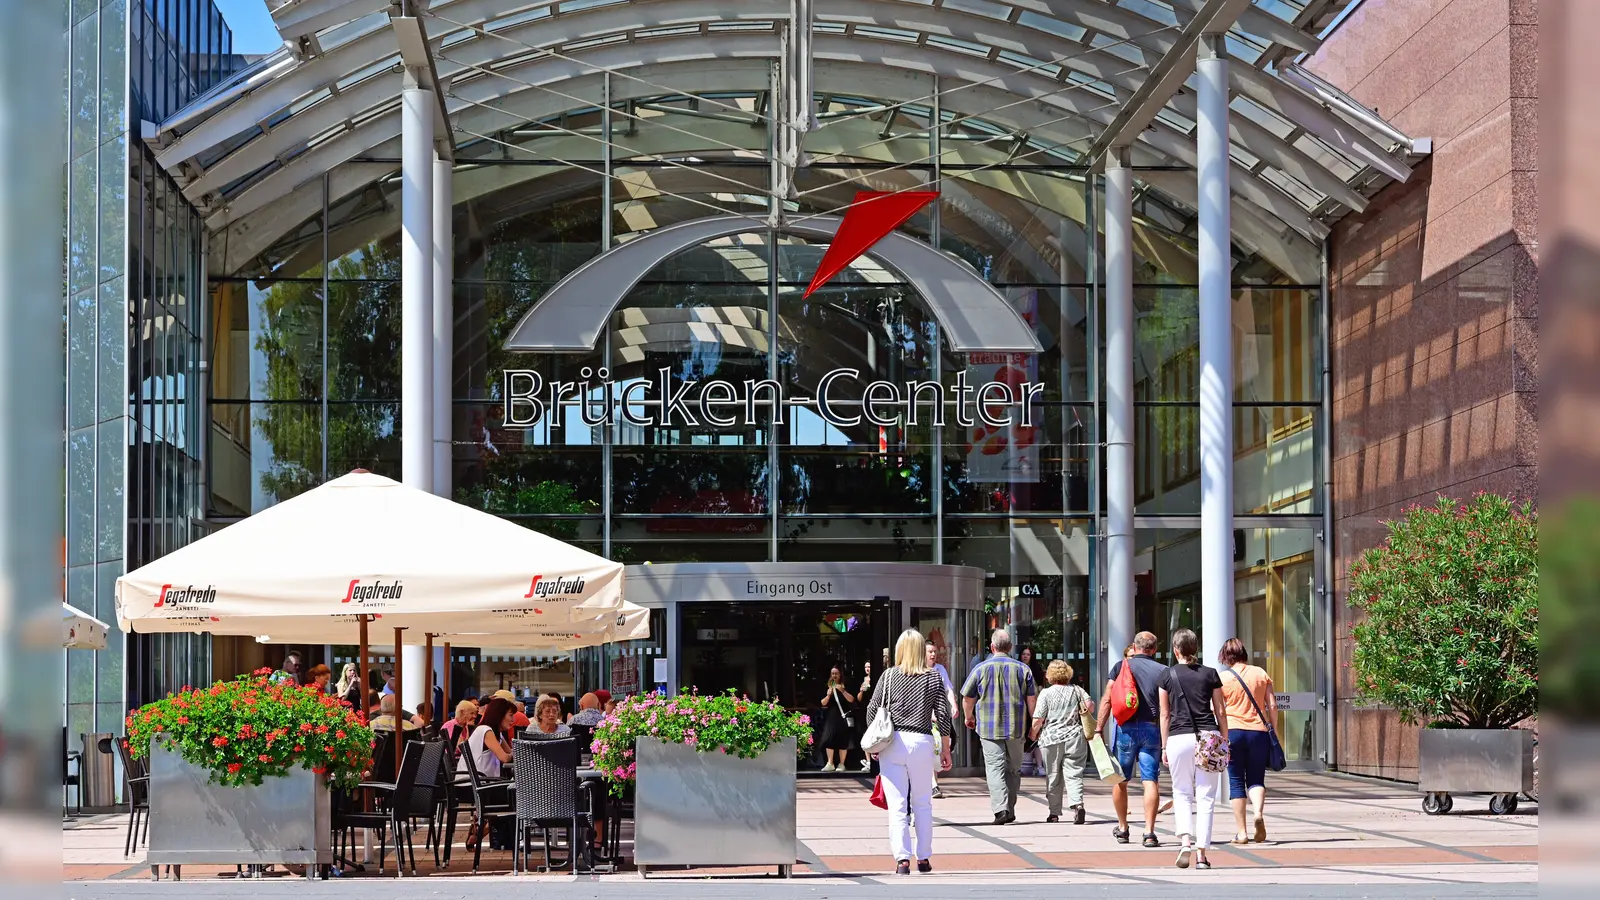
top-left (157, 0), bottom-right (1418, 281)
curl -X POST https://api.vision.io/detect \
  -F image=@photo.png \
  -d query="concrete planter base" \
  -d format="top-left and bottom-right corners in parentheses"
top-left (633, 736), bottom-right (797, 876)
top-left (147, 743), bottom-right (333, 867)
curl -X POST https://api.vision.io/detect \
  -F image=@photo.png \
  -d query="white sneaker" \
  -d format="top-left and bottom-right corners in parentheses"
top-left (861, 759), bottom-right (872, 771)
top-left (822, 763), bottom-right (836, 773)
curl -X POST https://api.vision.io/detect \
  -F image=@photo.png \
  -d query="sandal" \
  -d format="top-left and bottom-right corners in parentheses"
top-left (1253, 817), bottom-right (1267, 843)
top-left (1142, 833), bottom-right (1161, 848)
top-left (1196, 859), bottom-right (1212, 870)
top-left (1231, 833), bottom-right (1251, 845)
top-left (1175, 846), bottom-right (1192, 869)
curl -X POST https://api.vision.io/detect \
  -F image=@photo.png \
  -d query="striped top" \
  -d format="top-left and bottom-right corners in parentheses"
top-left (865, 666), bottom-right (956, 737)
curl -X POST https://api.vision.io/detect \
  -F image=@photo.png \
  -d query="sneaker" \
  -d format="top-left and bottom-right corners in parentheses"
top-left (1046, 814), bottom-right (1059, 823)
top-left (1112, 826), bottom-right (1130, 844)
top-left (861, 759), bottom-right (872, 771)
top-left (993, 812), bottom-right (1008, 825)
top-left (821, 763), bottom-right (836, 773)
top-left (932, 786), bottom-right (945, 799)
top-left (917, 860), bottom-right (932, 874)
top-left (1074, 805), bottom-right (1086, 825)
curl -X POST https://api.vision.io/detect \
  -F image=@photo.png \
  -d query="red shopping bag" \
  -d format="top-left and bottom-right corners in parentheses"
top-left (869, 776), bottom-right (888, 809)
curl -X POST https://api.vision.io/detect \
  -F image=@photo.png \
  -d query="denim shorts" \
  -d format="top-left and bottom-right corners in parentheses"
top-left (1115, 720), bottom-right (1162, 782)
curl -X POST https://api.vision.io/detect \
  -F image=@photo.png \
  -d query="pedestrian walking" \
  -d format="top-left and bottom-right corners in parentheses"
top-left (1096, 631), bottom-right (1167, 847)
top-left (818, 666), bottom-right (858, 772)
top-left (858, 662), bottom-right (876, 772)
top-left (1159, 628), bottom-right (1230, 870)
top-left (926, 641), bottom-right (958, 799)
top-left (1218, 637), bottom-right (1279, 844)
top-left (865, 629), bottom-right (954, 875)
top-left (960, 629), bottom-right (1037, 824)
top-left (1031, 660), bottom-right (1093, 824)
top-left (1021, 647), bottom-right (1049, 776)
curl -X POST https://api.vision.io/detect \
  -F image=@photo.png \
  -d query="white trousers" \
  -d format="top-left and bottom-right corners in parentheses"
top-left (879, 731), bottom-right (935, 862)
top-left (1166, 731), bottom-right (1221, 849)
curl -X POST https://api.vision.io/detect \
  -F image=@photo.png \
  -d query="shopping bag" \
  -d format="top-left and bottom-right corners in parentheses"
top-left (869, 775), bottom-right (888, 809)
top-left (1089, 733), bottom-right (1125, 785)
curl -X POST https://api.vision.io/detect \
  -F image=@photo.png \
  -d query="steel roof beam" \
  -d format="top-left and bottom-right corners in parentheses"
top-left (1084, 0), bottom-right (1251, 169)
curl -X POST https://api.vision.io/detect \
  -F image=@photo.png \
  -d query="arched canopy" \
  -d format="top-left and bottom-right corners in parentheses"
top-left (502, 213), bottom-right (1043, 353)
top-left (157, 0), bottom-right (1418, 279)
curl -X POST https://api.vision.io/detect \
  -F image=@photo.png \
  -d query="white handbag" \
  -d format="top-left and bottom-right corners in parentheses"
top-left (860, 669), bottom-right (897, 755)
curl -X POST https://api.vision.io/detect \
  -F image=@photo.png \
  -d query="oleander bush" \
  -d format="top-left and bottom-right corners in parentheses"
top-left (1347, 493), bottom-right (1537, 729)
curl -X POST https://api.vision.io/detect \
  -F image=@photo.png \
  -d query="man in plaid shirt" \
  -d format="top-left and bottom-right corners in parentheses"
top-left (961, 629), bottom-right (1038, 824)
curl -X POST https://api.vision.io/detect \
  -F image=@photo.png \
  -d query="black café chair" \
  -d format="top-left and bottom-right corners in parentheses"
top-left (398, 739), bottom-right (450, 871)
top-left (64, 728), bottom-right (81, 817)
top-left (341, 734), bottom-right (424, 876)
top-left (112, 737), bottom-right (150, 856)
top-left (511, 738), bottom-right (585, 873)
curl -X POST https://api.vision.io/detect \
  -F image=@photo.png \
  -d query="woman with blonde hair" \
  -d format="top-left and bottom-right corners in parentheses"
top-left (864, 629), bottom-right (954, 875)
top-left (335, 663), bottom-right (361, 708)
top-left (1031, 660), bottom-right (1093, 823)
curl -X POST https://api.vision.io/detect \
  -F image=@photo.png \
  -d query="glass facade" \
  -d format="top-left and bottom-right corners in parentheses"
top-left (205, 89), bottom-right (1327, 743)
top-left (64, 0), bottom-right (234, 769)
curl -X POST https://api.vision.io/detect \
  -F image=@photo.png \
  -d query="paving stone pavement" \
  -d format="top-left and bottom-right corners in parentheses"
top-left (61, 771), bottom-right (1537, 889)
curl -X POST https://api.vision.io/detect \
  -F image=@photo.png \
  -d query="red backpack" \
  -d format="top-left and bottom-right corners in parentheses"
top-left (1109, 660), bottom-right (1141, 725)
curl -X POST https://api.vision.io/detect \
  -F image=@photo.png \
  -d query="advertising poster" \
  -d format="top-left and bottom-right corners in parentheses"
top-left (965, 290), bottom-right (1041, 484)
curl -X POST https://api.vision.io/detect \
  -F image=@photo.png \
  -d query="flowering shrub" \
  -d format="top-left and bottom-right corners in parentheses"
top-left (1348, 493), bottom-right (1537, 729)
top-left (590, 689), bottom-right (813, 796)
top-left (125, 668), bottom-right (375, 790)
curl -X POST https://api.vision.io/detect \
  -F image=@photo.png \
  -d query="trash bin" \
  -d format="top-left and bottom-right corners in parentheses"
top-left (80, 732), bottom-right (117, 809)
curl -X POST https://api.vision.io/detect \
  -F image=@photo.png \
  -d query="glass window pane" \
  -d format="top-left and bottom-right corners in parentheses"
top-left (776, 516), bottom-right (935, 562)
top-left (68, 429), bottom-right (97, 565)
top-left (70, 11), bottom-right (99, 158)
top-left (69, 290), bottom-right (97, 428)
top-left (98, 277), bottom-right (126, 422)
top-left (99, 0), bottom-right (127, 143)
top-left (69, 153), bottom-right (97, 294)
top-left (241, 280), bottom-right (324, 401)
top-left (247, 400), bottom-right (324, 511)
top-left (327, 280), bottom-right (398, 401)
top-left (100, 136), bottom-right (127, 281)
top-left (96, 419), bottom-right (125, 561)
top-left (327, 401), bottom-right (398, 481)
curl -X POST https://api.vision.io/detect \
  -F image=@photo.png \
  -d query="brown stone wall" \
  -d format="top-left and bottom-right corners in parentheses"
top-left (1308, 0), bottom-right (1537, 780)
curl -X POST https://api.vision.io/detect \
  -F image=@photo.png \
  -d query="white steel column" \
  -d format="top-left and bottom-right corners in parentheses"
top-left (432, 154), bottom-right (453, 498)
top-left (401, 71), bottom-right (434, 495)
top-left (401, 71), bottom-right (434, 708)
top-left (1104, 148), bottom-right (1135, 661)
top-left (1196, 34), bottom-right (1235, 667)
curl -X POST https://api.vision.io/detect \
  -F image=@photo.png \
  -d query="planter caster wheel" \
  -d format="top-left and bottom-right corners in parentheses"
top-left (1489, 793), bottom-right (1519, 815)
top-left (1422, 792), bottom-right (1453, 815)
top-left (779, 865), bottom-right (792, 879)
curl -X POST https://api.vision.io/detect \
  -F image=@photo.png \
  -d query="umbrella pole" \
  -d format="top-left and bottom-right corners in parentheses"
top-left (358, 616), bottom-right (370, 724)
top-left (393, 627), bottom-right (404, 781)
top-left (423, 633), bottom-right (434, 727)
top-left (442, 643), bottom-right (451, 716)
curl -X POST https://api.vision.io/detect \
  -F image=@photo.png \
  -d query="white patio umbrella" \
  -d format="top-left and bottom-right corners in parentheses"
top-left (114, 470), bottom-right (626, 642)
top-left (62, 603), bottom-right (109, 651)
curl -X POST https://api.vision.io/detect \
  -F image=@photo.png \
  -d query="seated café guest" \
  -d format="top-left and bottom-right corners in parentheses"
top-left (370, 694), bottom-right (420, 732)
top-left (602, 697), bottom-right (619, 717)
top-left (337, 663), bottom-right (362, 708)
top-left (440, 700), bottom-right (478, 750)
top-left (412, 701), bottom-right (435, 736)
top-left (459, 698), bottom-right (517, 851)
top-left (570, 693), bottom-right (606, 728)
top-left (307, 664), bottom-right (333, 693)
top-left (494, 689), bottom-right (531, 729)
top-left (528, 695), bottom-right (571, 738)
top-left (593, 689), bottom-right (612, 709)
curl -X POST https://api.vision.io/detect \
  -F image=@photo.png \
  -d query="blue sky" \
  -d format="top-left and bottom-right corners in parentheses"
top-left (214, 0), bottom-right (282, 54)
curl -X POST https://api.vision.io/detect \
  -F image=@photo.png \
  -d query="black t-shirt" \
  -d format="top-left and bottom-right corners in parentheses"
top-left (1106, 655), bottom-right (1165, 724)
top-left (1159, 663), bottom-right (1224, 733)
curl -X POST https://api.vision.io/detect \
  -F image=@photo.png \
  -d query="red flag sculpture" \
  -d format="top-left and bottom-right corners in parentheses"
top-left (803, 190), bottom-right (940, 298)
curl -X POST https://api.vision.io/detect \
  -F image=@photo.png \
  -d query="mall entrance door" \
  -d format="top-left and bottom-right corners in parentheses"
top-left (679, 601), bottom-right (896, 714)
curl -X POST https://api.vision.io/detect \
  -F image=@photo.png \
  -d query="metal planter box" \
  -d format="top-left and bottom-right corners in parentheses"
top-left (634, 736), bottom-right (797, 876)
top-left (147, 743), bottom-right (332, 867)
